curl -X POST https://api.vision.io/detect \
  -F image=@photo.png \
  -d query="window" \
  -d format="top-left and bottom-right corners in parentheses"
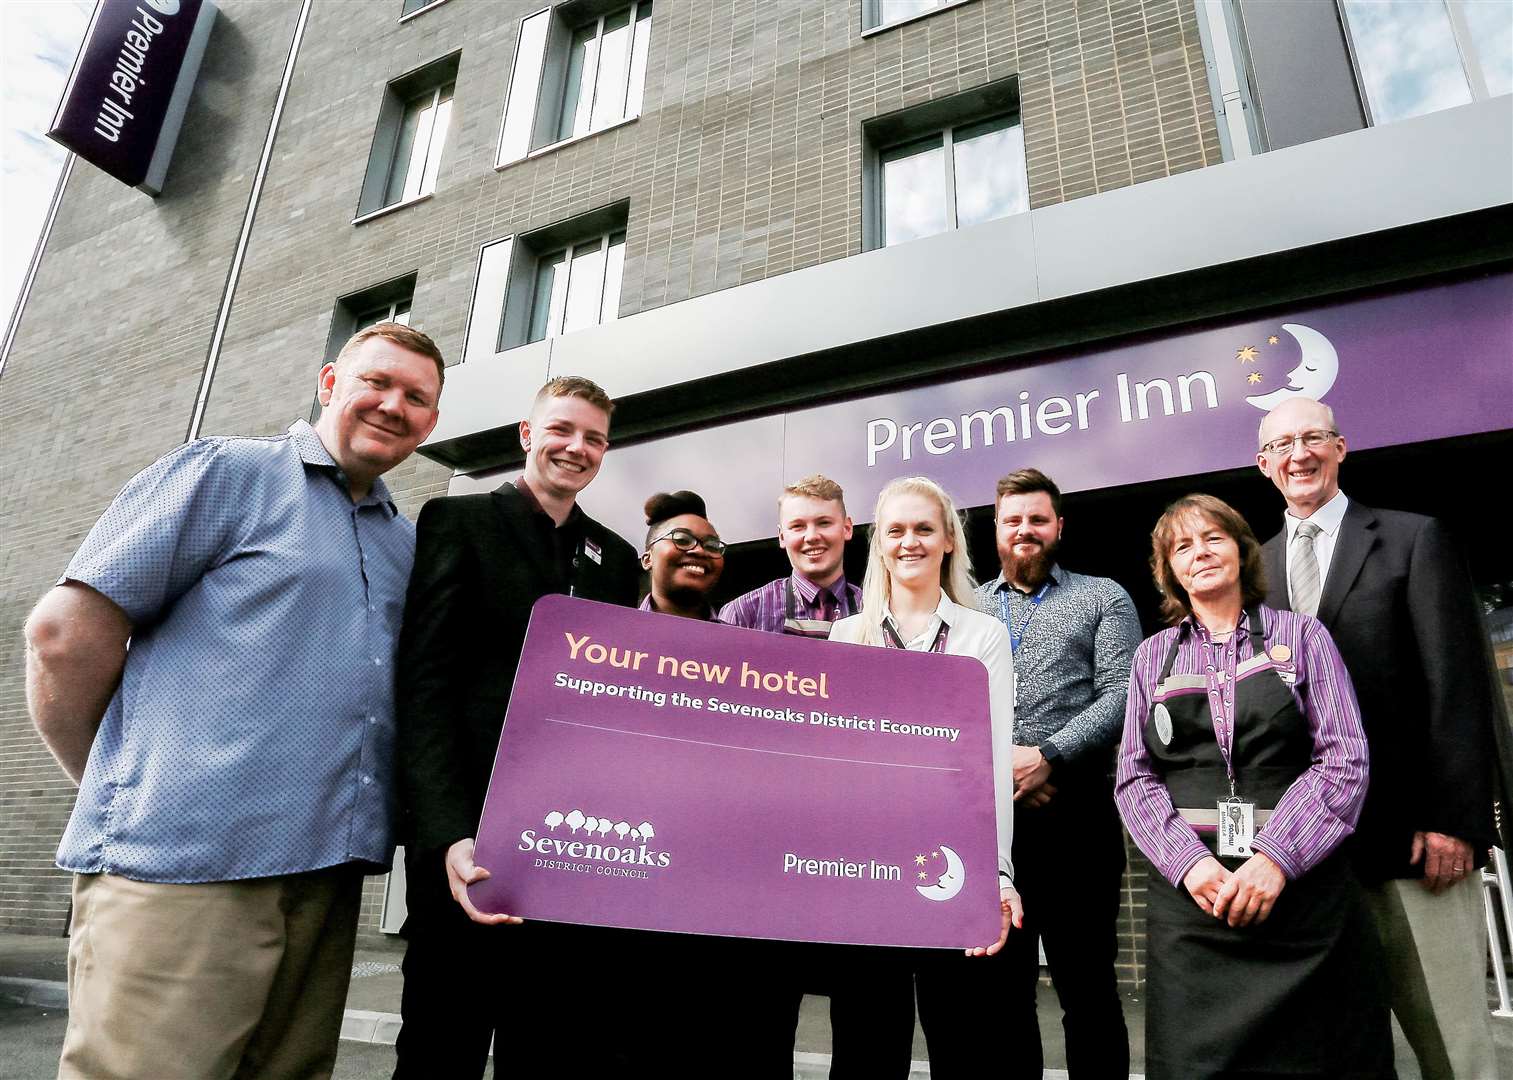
top-left (526, 232), bottom-right (625, 342)
top-left (400, 0), bottom-right (449, 16)
top-left (312, 274), bottom-right (418, 419)
top-left (1340, 0), bottom-right (1511, 126)
top-left (355, 297), bottom-right (412, 331)
top-left (357, 53), bottom-right (459, 219)
top-left (863, 0), bottom-right (971, 34)
top-left (497, 1), bottom-right (653, 165)
top-left (462, 203), bottom-right (628, 361)
top-left (863, 79), bottom-right (1027, 249)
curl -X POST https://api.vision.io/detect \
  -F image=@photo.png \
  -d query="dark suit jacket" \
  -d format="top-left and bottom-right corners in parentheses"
top-left (396, 483), bottom-right (640, 859)
top-left (1263, 499), bottom-right (1501, 881)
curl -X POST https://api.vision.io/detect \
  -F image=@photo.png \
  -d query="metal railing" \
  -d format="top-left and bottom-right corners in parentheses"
top-left (1484, 846), bottom-right (1513, 1018)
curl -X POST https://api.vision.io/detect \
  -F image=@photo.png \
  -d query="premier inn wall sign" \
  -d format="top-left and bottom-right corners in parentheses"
top-left (48, 0), bottom-right (218, 195)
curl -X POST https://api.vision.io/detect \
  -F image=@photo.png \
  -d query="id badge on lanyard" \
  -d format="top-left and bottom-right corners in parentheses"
top-left (1214, 615), bottom-right (1261, 858)
top-left (1218, 794), bottom-right (1255, 857)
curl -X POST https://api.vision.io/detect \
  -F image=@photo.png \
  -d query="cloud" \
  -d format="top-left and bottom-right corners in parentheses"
top-left (2, 0), bottom-right (93, 330)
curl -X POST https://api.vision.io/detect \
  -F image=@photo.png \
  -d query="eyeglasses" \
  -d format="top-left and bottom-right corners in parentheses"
top-left (1259, 429), bottom-right (1339, 457)
top-left (647, 527), bottom-right (727, 556)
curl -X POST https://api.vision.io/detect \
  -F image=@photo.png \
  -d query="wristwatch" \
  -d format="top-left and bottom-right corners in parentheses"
top-left (1037, 740), bottom-right (1063, 768)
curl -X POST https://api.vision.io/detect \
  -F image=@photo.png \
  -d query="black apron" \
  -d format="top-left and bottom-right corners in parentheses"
top-left (1142, 608), bottom-right (1392, 1080)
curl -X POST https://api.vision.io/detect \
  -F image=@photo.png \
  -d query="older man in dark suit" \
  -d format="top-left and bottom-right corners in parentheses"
top-left (392, 376), bottom-right (641, 1078)
top-left (1256, 395), bottom-right (1501, 1080)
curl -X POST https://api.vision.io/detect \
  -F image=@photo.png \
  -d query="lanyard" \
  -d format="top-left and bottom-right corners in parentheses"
top-left (997, 580), bottom-right (1051, 654)
top-left (881, 615), bottom-right (948, 653)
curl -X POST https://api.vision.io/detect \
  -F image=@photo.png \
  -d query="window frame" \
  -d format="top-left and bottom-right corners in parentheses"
top-left (862, 77), bottom-right (1027, 250)
top-left (355, 52), bottom-right (460, 223)
top-left (525, 230), bottom-right (627, 344)
top-left (861, 0), bottom-right (975, 37)
top-left (1336, 0), bottom-right (1506, 128)
top-left (398, 0), bottom-right (455, 22)
top-left (496, 1), bottom-right (654, 168)
top-left (461, 201), bottom-right (630, 363)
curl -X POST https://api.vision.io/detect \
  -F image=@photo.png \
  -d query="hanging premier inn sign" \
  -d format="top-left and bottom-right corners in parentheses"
top-left (48, 0), bottom-right (218, 196)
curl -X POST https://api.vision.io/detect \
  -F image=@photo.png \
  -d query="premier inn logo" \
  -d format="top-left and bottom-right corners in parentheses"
top-left (518, 809), bottom-right (671, 877)
top-left (93, 4), bottom-right (179, 144)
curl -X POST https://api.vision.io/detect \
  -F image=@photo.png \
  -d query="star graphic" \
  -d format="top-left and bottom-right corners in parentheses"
top-left (918, 871), bottom-right (928, 880)
top-left (931, 851), bottom-right (940, 859)
top-left (1236, 345), bottom-right (1259, 363)
top-left (1247, 371), bottom-right (1264, 384)
top-left (915, 854), bottom-right (927, 866)
top-left (1267, 335), bottom-right (1279, 345)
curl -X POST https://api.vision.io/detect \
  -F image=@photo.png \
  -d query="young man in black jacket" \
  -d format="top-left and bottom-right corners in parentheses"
top-left (393, 376), bottom-right (640, 1077)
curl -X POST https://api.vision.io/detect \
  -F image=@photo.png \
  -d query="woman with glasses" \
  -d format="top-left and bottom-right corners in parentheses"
top-left (639, 490), bottom-right (726, 619)
top-left (637, 490), bottom-right (800, 1071)
top-left (828, 476), bottom-right (1021, 1079)
top-left (1115, 493), bottom-right (1391, 1079)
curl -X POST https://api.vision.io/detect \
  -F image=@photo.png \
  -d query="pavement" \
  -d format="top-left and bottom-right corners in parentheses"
top-left (4, 929), bottom-right (1512, 1078)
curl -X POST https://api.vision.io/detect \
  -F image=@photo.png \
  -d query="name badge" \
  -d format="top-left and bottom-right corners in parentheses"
top-left (1217, 797), bottom-right (1255, 857)
top-left (584, 538), bottom-right (603, 565)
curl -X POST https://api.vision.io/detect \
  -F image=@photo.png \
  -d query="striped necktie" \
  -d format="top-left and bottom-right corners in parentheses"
top-left (1290, 521), bottom-right (1323, 617)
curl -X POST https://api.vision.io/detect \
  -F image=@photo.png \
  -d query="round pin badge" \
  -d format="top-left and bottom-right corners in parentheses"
top-left (1152, 703), bottom-right (1174, 746)
top-left (1269, 644), bottom-right (1293, 664)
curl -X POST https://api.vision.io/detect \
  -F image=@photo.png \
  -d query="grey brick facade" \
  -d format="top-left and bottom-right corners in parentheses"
top-left (3, 0), bottom-right (1221, 977)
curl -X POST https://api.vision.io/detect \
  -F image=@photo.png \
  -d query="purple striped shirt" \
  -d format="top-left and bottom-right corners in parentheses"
top-left (1114, 605), bottom-right (1367, 887)
top-left (718, 573), bottom-right (861, 634)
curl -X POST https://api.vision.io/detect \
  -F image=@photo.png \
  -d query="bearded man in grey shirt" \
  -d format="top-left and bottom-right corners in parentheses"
top-left (974, 468), bottom-right (1140, 1079)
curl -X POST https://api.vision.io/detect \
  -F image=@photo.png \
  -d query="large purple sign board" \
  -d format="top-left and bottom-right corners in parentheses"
top-left (470, 596), bottom-right (1003, 948)
top-left (790, 272), bottom-right (1513, 527)
top-left (49, 0), bottom-right (217, 194)
top-left (570, 273), bottom-right (1513, 545)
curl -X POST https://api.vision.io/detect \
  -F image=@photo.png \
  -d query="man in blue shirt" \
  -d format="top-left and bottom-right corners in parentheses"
top-left (24, 322), bottom-right (442, 1080)
top-left (974, 468), bottom-right (1139, 1080)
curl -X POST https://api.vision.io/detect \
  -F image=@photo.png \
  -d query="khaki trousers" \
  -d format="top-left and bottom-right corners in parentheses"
top-left (59, 865), bottom-right (363, 1080)
top-left (1361, 875), bottom-right (1497, 1080)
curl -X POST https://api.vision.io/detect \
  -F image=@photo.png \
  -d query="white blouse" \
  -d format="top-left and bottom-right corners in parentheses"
top-left (830, 593), bottom-right (1016, 883)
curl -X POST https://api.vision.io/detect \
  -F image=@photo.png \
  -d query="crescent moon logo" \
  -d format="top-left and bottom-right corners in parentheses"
top-left (1244, 323), bottom-right (1340, 411)
top-left (915, 844), bottom-right (965, 902)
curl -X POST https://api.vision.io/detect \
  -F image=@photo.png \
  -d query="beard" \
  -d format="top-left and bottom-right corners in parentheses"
top-left (1001, 535), bottom-right (1059, 589)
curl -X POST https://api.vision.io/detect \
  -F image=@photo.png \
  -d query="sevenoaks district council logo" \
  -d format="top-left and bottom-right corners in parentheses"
top-left (913, 844), bottom-right (966, 902)
top-left (518, 809), bottom-right (671, 880)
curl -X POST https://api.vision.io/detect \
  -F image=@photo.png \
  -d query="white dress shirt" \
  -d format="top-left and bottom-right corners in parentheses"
top-left (1283, 490), bottom-right (1349, 601)
top-left (830, 592), bottom-right (1017, 883)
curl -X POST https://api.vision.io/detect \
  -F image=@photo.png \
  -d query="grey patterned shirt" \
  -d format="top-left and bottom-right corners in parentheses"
top-left (975, 564), bottom-right (1140, 763)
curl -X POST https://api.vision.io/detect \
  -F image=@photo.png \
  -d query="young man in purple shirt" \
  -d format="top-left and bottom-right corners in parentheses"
top-left (720, 477), bottom-right (914, 1077)
top-left (720, 475), bottom-right (860, 636)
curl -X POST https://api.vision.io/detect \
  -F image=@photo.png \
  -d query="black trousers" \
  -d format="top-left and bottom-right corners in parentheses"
top-left (394, 849), bottom-right (832, 1078)
top-left (1000, 768), bottom-right (1130, 1079)
top-left (769, 941), bottom-right (916, 1079)
top-left (393, 848), bottom-right (649, 1078)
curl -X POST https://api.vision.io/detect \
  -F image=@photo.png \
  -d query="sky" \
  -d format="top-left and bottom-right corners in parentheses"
top-left (2, 0), bottom-right (92, 335)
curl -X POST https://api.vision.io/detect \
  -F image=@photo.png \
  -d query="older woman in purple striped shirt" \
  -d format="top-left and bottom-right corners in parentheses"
top-left (1115, 494), bottom-right (1391, 1079)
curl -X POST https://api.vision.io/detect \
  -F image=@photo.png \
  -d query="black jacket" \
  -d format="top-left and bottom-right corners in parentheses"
top-left (396, 483), bottom-right (640, 855)
top-left (1263, 500), bottom-right (1506, 881)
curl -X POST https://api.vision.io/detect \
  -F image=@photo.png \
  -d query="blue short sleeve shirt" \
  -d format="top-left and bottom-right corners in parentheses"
top-left (57, 421), bottom-right (415, 883)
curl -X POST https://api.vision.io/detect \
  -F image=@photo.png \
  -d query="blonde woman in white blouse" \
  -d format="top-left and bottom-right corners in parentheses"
top-left (829, 476), bottom-right (1021, 1078)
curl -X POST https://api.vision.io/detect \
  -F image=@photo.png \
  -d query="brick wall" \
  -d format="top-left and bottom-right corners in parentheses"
top-left (1, 0), bottom-right (1220, 977)
top-left (0, 1), bottom-right (306, 933)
